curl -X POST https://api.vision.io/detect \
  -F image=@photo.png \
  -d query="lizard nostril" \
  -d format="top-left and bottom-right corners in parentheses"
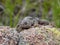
top-left (17, 25), bottom-right (20, 28)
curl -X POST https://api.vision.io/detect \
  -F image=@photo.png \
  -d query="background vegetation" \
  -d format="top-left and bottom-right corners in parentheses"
top-left (0, 0), bottom-right (60, 28)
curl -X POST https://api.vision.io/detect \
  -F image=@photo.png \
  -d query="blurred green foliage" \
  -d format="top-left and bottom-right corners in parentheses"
top-left (0, 0), bottom-right (60, 28)
top-left (52, 0), bottom-right (60, 27)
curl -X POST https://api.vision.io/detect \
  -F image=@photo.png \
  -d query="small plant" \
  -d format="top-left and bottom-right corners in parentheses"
top-left (52, 0), bottom-right (60, 28)
top-left (4, 0), bottom-right (23, 27)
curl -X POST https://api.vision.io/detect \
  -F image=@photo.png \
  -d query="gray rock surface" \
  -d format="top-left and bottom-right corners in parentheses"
top-left (0, 26), bottom-right (19, 45)
top-left (0, 25), bottom-right (60, 45)
top-left (18, 26), bottom-right (60, 45)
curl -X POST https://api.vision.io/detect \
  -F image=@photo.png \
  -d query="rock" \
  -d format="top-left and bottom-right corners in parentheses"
top-left (0, 26), bottom-right (19, 45)
top-left (0, 26), bottom-right (60, 45)
top-left (18, 26), bottom-right (60, 45)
